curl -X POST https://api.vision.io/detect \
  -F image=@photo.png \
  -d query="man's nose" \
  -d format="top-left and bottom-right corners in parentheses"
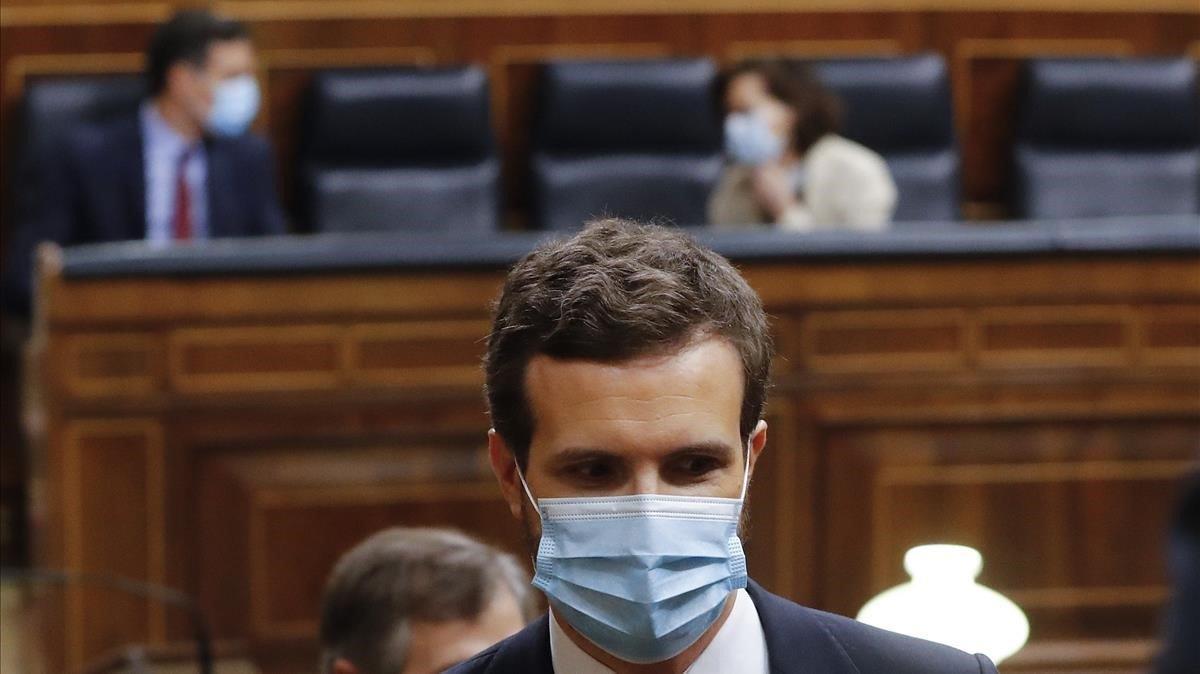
top-left (629, 466), bottom-right (661, 495)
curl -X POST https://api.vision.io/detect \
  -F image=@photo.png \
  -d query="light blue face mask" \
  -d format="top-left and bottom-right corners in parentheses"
top-left (518, 454), bottom-right (750, 664)
top-left (206, 74), bottom-right (260, 138)
top-left (724, 110), bottom-right (785, 166)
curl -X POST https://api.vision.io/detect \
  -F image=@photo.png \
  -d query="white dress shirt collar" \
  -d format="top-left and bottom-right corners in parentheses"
top-left (548, 588), bottom-right (769, 674)
top-left (140, 102), bottom-right (209, 244)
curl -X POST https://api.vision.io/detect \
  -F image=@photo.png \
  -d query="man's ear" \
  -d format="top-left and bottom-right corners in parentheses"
top-left (488, 429), bottom-right (525, 520)
top-left (747, 419), bottom-right (768, 478)
top-left (332, 657), bottom-right (358, 674)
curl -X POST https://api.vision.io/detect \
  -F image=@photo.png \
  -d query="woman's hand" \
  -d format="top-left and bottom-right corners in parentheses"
top-left (750, 163), bottom-right (799, 222)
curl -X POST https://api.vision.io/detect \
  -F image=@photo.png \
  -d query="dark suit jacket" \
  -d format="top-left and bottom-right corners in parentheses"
top-left (445, 580), bottom-right (998, 674)
top-left (3, 113), bottom-right (287, 313)
top-left (1156, 473), bottom-right (1200, 674)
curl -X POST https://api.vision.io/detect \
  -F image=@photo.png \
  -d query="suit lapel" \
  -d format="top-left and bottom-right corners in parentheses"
top-left (119, 117), bottom-right (147, 241)
top-left (746, 580), bottom-right (861, 674)
top-left (205, 138), bottom-right (235, 238)
top-left (492, 614), bottom-right (555, 674)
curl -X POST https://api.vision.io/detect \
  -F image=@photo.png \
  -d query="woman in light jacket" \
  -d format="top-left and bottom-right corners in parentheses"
top-left (708, 59), bottom-right (896, 232)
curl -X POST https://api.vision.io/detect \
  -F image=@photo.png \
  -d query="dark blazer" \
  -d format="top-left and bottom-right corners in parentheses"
top-left (1156, 474), bottom-right (1200, 674)
top-left (445, 580), bottom-right (998, 674)
top-left (3, 113), bottom-right (287, 313)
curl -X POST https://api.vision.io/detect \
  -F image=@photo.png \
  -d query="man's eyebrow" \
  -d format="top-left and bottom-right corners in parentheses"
top-left (663, 442), bottom-right (740, 460)
top-left (544, 447), bottom-right (618, 466)
top-left (547, 442), bottom-right (740, 464)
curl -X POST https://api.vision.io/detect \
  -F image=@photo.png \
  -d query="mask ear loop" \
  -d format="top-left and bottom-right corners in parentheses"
top-left (514, 464), bottom-right (542, 521)
top-left (738, 443), bottom-right (752, 502)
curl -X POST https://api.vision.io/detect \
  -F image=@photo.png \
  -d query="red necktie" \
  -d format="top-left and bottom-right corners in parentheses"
top-left (173, 148), bottom-right (193, 241)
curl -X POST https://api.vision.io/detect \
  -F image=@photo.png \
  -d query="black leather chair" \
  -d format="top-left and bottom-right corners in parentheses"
top-left (299, 66), bottom-right (500, 233)
top-left (531, 59), bottom-right (723, 231)
top-left (807, 54), bottom-right (960, 222)
top-left (4, 75), bottom-right (145, 314)
top-left (18, 74), bottom-right (145, 166)
top-left (9, 75), bottom-right (145, 231)
top-left (1014, 58), bottom-right (1200, 219)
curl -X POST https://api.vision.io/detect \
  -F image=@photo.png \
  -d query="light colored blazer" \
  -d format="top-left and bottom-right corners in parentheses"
top-left (707, 134), bottom-right (897, 232)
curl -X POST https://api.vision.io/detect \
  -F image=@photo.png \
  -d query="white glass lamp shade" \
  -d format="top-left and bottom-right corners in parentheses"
top-left (856, 544), bottom-right (1029, 664)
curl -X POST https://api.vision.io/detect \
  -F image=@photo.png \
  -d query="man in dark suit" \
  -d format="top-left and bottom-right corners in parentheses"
top-left (1156, 474), bottom-right (1200, 674)
top-left (4, 9), bottom-right (285, 313)
top-left (448, 219), bottom-right (997, 674)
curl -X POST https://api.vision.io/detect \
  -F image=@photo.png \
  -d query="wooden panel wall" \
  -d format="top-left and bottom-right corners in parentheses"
top-left (1, 2), bottom-right (1198, 230)
top-left (26, 250), bottom-right (1200, 673)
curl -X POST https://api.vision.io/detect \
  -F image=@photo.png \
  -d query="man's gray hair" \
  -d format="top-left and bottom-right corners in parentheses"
top-left (319, 527), bottom-right (538, 674)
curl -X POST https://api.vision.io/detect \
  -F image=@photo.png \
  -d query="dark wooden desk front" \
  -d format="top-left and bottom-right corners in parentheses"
top-left (28, 233), bottom-right (1200, 672)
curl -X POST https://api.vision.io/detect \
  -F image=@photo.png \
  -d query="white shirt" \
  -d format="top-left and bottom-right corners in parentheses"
top-left (779, 134), bottom-right (896, 232)
top-left (548, 589), bottom-right (770, 674)
top-left (708, 133), bottom-right (897, 232)
top-left (140, 103), bottom-right (209, 245)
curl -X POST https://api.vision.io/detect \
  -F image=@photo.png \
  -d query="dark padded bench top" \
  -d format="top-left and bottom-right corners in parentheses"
top-left (58, 216), bottom-right (1200, 279)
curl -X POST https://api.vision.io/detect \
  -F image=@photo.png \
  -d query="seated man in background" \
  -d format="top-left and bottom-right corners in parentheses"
top-left (1156, 474), bottom-right (1200, 674)
top-left (709, 59), bottom-right (896, 232)
top-left (4, 8), bottom-right (285, 313)
top-left (320, 527), bottom-right (538, 674)
top-left (449, 219), bottom-right (993, 673)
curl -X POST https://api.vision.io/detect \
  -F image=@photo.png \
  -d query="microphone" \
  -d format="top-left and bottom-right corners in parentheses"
top-left (0, 567), bottom-right (213, 674)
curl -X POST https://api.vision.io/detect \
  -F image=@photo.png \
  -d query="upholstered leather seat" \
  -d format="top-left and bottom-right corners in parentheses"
top-left (11, 75), bottom-right (145, 227)
top-left (809, 54), bottom-right (960, 222)
top-left (1014, 58), bottom-right (1200, 219)
top-left (530, 59), bottom-right (723, 231)
top-left (300, 66), bottom-right (500, 233)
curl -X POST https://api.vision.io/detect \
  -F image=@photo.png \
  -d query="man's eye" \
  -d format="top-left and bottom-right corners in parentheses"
top-left (567, 460), bottom-right (616, 482)
top-left (671, 455), bottom-right (721, 478)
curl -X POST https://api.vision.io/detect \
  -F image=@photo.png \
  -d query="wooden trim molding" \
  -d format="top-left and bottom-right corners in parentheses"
top-left (725, 39), bottom-right (903, 63)
top-left (3, 1), bottom-right (1199, 28)
top-left (951, 38), bottom-right (1134, 141)
top-left (61, 419), bottom-right (167, 668)
top-left (3, 52), bottom-right (143, 97)
top-left (261, 46), bottom-right (440, 70)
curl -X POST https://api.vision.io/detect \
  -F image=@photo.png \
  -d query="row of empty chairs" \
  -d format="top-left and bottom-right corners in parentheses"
top-left (13, 55), bottom-right (1200, 234)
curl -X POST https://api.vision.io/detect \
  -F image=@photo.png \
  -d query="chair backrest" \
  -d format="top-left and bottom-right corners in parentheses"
top-left (1013, 57), bottom-right (1200, 219)
top-left (18, 74), bottom-right (145, 166)
top-left (530, 58), bottom-right (723, 231)
top-left (300, 66), bottom-right (500, 233)
top-left (10, 74), bottom-right (145, 226)
top-left (808, 54), bottom-right (960, 221)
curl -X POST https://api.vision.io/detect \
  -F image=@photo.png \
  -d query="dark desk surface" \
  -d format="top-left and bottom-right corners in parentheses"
top-left (56, 215), bottom-right (1200, 279)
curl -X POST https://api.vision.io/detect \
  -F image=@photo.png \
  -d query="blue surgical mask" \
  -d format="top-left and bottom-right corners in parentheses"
top-left (724, 110), bottom-right (784, 166)
top-left (518, 456), bottom-right (750, 664)
top-left (206, 74), bottom-right (260, 138)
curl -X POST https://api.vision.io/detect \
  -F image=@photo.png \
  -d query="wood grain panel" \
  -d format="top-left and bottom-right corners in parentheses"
top-left (168, 325), bottom-right (344, 393)
top-left (800, 309), bottom-right (968, 373)
top-left (824, 420), bottom-right (1199, 649)
top-left (1138, 305), bottom-right (1200, 367)
top-left (348, 321), bottom-right (492, 387)
top-left (63, 419), bottom-right (165, 669)
top-left (724, 38), bottom-right (902, 62)
top-left (2, 50), bottom-right (141, 96)
top-left (977, 306), bottom-right (1134, 369)
top-left (61, 333), bottom-right (162, 398)
top-left (196, 443), bottom-right (524, 641)
top-left (3, 1), bottom-right (1200, 26)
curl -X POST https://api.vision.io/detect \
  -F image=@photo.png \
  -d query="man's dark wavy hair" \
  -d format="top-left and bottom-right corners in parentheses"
top-left (484, 218), bottom-right (773, 468)
top-left (145, 9), bottom-right (250, 96)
